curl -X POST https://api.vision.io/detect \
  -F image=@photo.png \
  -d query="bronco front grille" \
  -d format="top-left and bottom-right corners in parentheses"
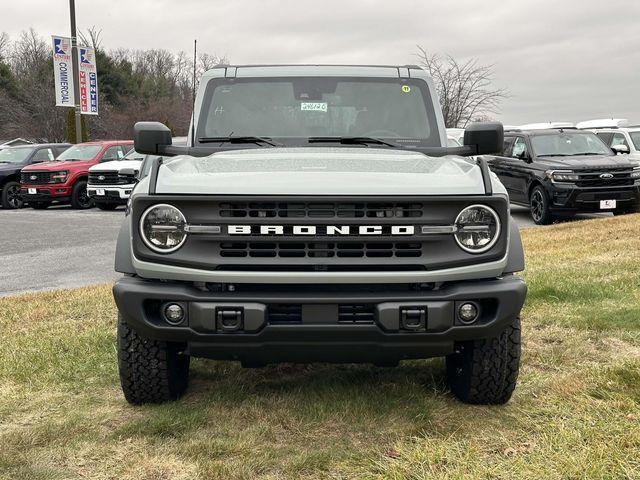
top-left (21, 171), bottom-right (52, 184)
top-left (219, 202), bottom-right (424, 218)
top-left (219, 241), bottom-right (423, 258)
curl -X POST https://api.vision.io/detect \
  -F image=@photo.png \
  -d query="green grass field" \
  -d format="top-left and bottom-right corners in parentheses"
top-left (1, 214), bottom-right (639, 479)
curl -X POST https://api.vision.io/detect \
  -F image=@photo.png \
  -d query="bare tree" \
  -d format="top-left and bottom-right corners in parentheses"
top-left (0, 32), bottom-right (9, 61)
top-left (79, 26), bottom-right (103, 50)
top-left (416, 46), bottom-right (507, 128)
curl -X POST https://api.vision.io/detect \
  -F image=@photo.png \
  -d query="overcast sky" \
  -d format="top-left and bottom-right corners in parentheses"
top-left (4, 0), bottom-right (639, 124)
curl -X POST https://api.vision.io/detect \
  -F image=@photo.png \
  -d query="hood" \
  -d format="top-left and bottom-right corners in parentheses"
top-left (536, 154), bottom-right (639, 170)
top-left (0, 163), bottom-right (22, 174)
top-left (89, 159), bottom-right (142, 173)
top-left (21, 159), bottom-right (97, 171)
top-left (152, 147), bottom-right (499, 196)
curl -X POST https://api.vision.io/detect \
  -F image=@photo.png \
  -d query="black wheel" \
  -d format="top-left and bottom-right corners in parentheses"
top-left (29, 201), bottom-right (51, 210)
top-left (117, 313), bottom-right (190, 405)
top-left (1, 181), bottom-right (23, 209)
top-left (71, 180), bottom-right (94, 209)
top-left (529, 186), bottom-right (553, 225)
top-left (95, 202), bottom-right (119, 211)
top-left (446, 316), bottom-right (521, 405)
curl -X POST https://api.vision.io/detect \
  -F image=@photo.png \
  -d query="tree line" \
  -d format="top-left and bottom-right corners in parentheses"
top-left (0, 29), bottom-right (504, 143)
top-left (0, 28), bottom-right (226, 143)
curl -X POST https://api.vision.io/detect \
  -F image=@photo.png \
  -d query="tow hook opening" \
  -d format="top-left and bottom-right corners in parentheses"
top-left (216, 307), bottom-right (244, 332)
top-left (399, 306), bottom-right (427, 331)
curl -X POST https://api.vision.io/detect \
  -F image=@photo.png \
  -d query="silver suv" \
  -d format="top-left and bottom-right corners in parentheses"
top-left (113, 65), bottom-right (527, 405)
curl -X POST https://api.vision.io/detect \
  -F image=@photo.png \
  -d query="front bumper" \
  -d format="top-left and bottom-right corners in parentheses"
top-left (87, 184), bottom-right (134, 204)
top-left (113, 275), bottom-right (527, 364)
top-left (548, 183), bottom-right (640, 213)
top-left (20, 185), bottom-right (71, 202)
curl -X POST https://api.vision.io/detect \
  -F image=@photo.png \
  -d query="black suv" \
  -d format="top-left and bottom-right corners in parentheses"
top-left (0, 143), bottom-right (71, 209)
top-left (486, 128), bottom-right (640, 224)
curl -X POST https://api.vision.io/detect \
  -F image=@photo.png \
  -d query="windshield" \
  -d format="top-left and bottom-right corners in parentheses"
top-left (123, 149), bottom-right (146, 161)
top-left (629, 131), bottom-right (640, 150)
top-left (197, 77), bottom-right (440, 147)
top-left (531, 132), bottom-right (611, 157)
top-left (0, 147), bottom-right (34, 164)
top-left (57, 145), bottom-right (102, 161)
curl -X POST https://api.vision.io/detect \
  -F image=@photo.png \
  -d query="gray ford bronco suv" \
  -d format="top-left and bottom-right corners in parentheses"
top-left (113, 65), bottom-right (527, 405)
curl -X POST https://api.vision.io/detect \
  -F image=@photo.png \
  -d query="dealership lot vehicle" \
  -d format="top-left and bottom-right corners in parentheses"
top-left (577, 118), bottom-right (640, 161)
top-left (88, 149), bottom-right (145, 210)
top-left (0, 143), bottom-right (70, 209)
top-left (486, 128), bottom-right (640, 225)
top-left (113, 64), bottom-right (527, 406)
top-left (88, 138), bottom-right (187, 210)
top-left (20, 140), bottom-right (133, 209)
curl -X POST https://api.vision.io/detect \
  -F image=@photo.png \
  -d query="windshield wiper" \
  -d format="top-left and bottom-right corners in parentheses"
top-left (567, 153), bottom-right (606, 156)
top-left (198, 136), bottom-right (281, 147)
top-left (308, 136), bottom-right (400, 148)
top-left (0, 161), bottom-right (12, 164)
top-left (538, 154), bottom-right (569, 157)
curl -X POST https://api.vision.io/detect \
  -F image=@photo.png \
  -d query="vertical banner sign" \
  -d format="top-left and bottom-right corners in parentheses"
top-left (52, 36), bottom-right (75, 107)
top-left (77, 46), bottom-right (99, 115)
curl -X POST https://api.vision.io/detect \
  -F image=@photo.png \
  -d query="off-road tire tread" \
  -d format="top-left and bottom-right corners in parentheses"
top-left (446, 316), bottom-right (521, 404)
top-left (117, 313), bottom-right (189, 404)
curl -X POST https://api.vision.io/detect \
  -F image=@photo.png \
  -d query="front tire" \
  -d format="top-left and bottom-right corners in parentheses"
top-left (95, 202), bottom-right (118, 211)
top-left (71, 180), bottom-right (94, 209)
top-left (446, 316), bottom-right (521, 404)
top-left (1, 181), bottom-right (23, 209)
top-left (529, 186), bottom-right (554, 225)
top-left (117, 313), bottom-right (190, 404)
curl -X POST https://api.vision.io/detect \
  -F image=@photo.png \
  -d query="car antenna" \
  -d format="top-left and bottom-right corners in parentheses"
top-left (191, 39), bottom-right (197, 148)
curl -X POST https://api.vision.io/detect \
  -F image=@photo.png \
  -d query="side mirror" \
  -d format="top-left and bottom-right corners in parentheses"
top-left (134, 122), bottom-right (172, 155)
top-left (611, 144), bottom-right (630, 155)
top-left (464, 122), bottom-right (504, 155)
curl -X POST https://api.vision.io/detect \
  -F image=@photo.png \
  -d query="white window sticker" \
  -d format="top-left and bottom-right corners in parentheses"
top-left (301, 102), bottom-right (328, 112)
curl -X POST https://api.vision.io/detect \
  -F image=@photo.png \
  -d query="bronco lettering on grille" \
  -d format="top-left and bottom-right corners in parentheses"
top-left (227, 225), bottom-right (415, 236)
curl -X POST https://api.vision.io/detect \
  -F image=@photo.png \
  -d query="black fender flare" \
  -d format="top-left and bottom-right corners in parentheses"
top-left (115, 216), bottom-right (135, 274)
top-left (504, 217), bottom-right (525, 273)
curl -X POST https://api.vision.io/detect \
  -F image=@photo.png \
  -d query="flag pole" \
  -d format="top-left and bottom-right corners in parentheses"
top-left (69, 0), bottom-right (82, 143)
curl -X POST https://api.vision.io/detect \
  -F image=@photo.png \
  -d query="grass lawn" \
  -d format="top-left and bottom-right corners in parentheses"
top-left (1, 214), bottom-right (639, 479)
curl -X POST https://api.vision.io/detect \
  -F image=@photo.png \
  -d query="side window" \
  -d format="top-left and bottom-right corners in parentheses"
top-left (120, 145), bottom-right (131, 156)
top-left (511, 137), bottom-right (528, 159)
top-left (596, 132), bottom-right (614, 146)
top-left (101, 146), bottom-right (123, 162)
top-left (502, 137), bottom-right (515, 156)
top-left (32, 148), bottom-right (54, 162)
top-left (611, 133), bottom-right (629, 148)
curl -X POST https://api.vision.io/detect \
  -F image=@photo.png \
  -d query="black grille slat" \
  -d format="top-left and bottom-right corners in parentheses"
top-left (21, 171), bottom-right (52, 184)
top-left (268, 304), bottom-right (302, 323)
top-left (219, 202), bottom-right (424, 219)
top-left (338, 304), bottom-right (376, 323)
top-left (219, 242), bottom-right (423, 259)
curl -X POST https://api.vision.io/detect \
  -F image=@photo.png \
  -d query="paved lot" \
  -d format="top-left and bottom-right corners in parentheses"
top-left (0, 204), bottom-right (610, 297)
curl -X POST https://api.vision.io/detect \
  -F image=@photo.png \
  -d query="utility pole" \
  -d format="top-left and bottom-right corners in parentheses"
top-left (69, 0), bottom-right (82, 143)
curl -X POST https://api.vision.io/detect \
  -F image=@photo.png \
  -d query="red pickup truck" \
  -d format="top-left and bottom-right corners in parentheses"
top-left (20, 140), bottom-right (133, 209)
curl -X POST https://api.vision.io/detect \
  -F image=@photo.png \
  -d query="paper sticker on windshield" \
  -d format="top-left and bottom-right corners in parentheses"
top-left (401, 85), bottom-right (411, 93)
top-left (301, 102), bottom-right (328, 112)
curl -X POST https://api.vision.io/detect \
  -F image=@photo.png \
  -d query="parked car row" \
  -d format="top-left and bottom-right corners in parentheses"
top-left (450, 120), bottom-right (640, 225)
top-left (0, 137), bottom-right (185, 210)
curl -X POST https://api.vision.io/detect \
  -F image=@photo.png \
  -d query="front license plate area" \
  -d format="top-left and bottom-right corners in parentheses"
top-left (28, 188), bottom-right (37, 195)
top-left (600, 200), bottom-right (617, 210)
top-left (96, 188), bottom-right (105, 196)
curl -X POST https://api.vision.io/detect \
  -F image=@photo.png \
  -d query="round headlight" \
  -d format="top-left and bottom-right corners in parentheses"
top-left (454, 205), bottom-right (501, 254)
top-left (140, 204), bottom-right (187, 253)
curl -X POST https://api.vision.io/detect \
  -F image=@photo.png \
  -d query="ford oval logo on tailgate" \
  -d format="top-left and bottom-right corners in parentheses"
top-left (600, 173), bottom-right (614, 179)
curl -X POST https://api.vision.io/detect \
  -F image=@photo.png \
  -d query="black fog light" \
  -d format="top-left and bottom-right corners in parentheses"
top-left (458, 302), bottom-right (479, 324)
top-left (163, 303), bottom-right (185, 325)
